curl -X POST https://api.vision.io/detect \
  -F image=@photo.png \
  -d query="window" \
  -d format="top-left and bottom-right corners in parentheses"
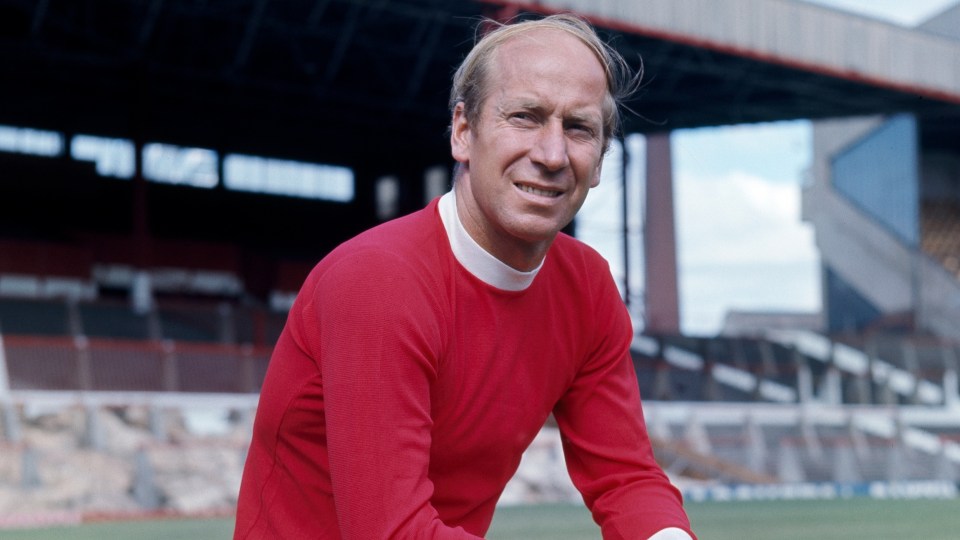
top-left (71, 134), bottom-right (136, 178)
top-left (143, 143), bottom-right (218, 188)
top-left (224, 154), bottom-right (354, 202)
top-left (0, 125), bottom-right (63, 156)
top-left (3, 124), bottom-right (354, 203)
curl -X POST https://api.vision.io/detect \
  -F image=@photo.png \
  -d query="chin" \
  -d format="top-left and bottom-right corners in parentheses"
top-left (512, 223), bottom-right (564, 244)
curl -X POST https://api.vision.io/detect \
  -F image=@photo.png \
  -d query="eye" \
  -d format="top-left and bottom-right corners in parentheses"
top-left (509, 111), bottom-right (537, 124)
top-left (567, 122), bottom-right (598, 139)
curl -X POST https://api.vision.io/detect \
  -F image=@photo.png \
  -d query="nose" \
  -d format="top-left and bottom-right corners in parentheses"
top-left (529, 121), bottom-right (570, 172)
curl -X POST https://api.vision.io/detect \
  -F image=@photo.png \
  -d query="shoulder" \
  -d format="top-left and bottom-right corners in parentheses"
top-left (545, 232), bottom-right (616, 289)
top-left (544, 232), bottom-right (630, 333)
top-left (290, 200), bottom-right (452, 322)
top-left (311, 200), bottom-right (446, 286)
top-left (340, 200), bottom-right (443, 259)
top-left (287, 201), bottom-right (452, 349)
top-left (550, 233), bottom-right (610, 270)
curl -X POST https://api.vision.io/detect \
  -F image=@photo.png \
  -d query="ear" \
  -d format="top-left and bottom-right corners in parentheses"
top-left (450, 102), bottom-right (471, 164)
top-left (590, 159), bottom-right (603, 188)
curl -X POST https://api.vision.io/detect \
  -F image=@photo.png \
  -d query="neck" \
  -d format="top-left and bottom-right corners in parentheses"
top-left (452, 183), bottom-right (550, 272)
top-left (438, 190), bottom-right (542, 291)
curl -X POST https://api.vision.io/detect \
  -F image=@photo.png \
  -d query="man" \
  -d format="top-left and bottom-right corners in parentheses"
top-left (235, 13), bottom-right (696, 540)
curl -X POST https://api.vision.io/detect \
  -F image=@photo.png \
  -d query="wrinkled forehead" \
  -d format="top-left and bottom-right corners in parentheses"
top-left (488, 28), bottom-right (611, 107)
top-left (495, 26), bottom-right (609, 80)
top-left (489, 27), bottom-right (614, 123)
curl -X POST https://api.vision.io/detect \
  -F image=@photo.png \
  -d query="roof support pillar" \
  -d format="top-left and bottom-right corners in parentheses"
top-left (620, 135), bottom-right (632, 314)
top-left (643, 132), bottom-right (680, 334)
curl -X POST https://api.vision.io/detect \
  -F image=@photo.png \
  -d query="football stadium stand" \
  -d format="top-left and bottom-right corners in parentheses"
top-left (1, 0), bottom-right (959, 519)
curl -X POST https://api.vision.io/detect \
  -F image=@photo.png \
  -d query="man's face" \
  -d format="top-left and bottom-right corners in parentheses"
top-left (450, 28), bottom-right (607, 271)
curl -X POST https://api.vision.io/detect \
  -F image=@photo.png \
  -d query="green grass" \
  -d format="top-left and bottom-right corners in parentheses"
top-left (487, 499), bottom-right (960, 540)
top-left (0, 517), bottom-right (233, 540)
top-left (2, 498), bottom-right (958, 539)
top-left (684, 498), bottom-right (960, 540)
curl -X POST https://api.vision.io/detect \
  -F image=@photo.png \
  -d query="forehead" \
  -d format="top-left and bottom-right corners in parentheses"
top-left (495, 26), bottom-right (604, 72)
top-left (487, 28), bottom-right (608, 112)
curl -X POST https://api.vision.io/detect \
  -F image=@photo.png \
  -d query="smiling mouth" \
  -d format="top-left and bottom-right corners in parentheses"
top-left (516, 184), bottom-right (562, 198)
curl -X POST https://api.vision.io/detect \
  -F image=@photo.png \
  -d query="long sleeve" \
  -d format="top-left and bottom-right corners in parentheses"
top-left (553, 270), bottom-right (695, 540)
top-left (235, 235), bottom-right (483, 539)
top-left (235, 201), bottom-right (695, 539)
top-left (304, 249), bottom-right (480, 539)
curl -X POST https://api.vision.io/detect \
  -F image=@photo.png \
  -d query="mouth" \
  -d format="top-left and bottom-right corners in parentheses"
top-left (516, 183), bottom-right (562, 198)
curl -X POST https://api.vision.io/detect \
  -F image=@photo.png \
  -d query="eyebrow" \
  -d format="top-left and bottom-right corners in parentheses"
top-left (500, 99), bottom-right (601, 126)
top-left (565, 111), bottom-right (601, 127)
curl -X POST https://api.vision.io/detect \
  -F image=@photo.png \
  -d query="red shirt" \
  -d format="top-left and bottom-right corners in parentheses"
top-left (235, 196), bottom-right (693, 539)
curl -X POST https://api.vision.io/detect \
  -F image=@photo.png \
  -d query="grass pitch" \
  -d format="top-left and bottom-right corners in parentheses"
top-left (489, 498), bottom-right (959, 539)
top-left (2, 498), bottom-right (957, 539)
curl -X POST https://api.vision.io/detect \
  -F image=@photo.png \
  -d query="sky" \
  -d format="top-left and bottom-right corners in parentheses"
top-left (577, 0), bottom-right (959, 336)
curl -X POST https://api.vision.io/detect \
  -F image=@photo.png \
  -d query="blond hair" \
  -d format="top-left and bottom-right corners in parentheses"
top-left (449, 13), bottom-right (641, 152)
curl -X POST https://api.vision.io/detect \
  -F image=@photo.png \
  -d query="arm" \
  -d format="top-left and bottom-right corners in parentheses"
top-left (308, 250), bottom-right (480, 539)
top-left (553, 277), bottom-right (695, 539)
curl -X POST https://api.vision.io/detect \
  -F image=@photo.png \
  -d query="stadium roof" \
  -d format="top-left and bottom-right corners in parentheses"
top-left (2, 0), bottom-right (959, 168)
top-left (1, 0), bottom-right (959, 289)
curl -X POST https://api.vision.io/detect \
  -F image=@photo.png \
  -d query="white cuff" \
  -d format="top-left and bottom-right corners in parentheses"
top-left (647, 527), bottom-right (693, 540)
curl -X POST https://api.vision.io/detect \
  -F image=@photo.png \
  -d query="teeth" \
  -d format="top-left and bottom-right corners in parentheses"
top-left (517, 184), bottom-right (560, 197)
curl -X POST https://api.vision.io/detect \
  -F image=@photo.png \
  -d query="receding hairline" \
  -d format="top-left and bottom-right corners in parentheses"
top-left (492, 27), bottom-right (609, 101)
top-left (450, 13), bottom-right (637, 151)
top-left (484, 18), bottom-right (616, 89)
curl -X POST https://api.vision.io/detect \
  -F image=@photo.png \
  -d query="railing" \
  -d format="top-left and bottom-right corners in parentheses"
top-left (636, 332), bottom-right (960, 407)
top-left (0, 296), bottom-right (289, 348)
top-left (1, 329), bottom-right (958, 518)
top-left (2, 335), bottom-right (271, 394)
top-left (643, 400), bottom-right (960, 484)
